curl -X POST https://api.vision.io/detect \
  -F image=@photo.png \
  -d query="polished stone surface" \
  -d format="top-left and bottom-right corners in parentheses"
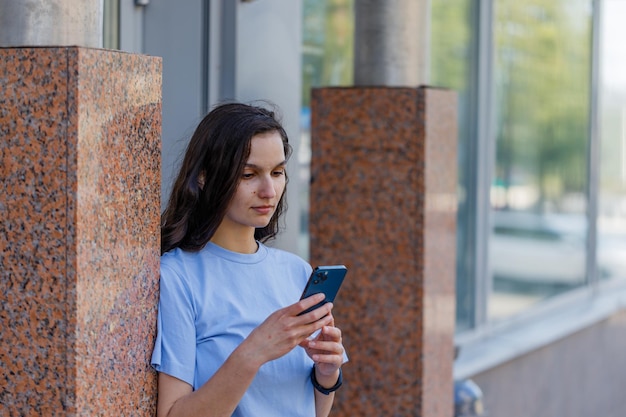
top-left (473, 308), bottom-right (626, 417)
top-left (310, 87), bottom-right (457, 416)
top-left (0, 47), bottom-right (161, 415)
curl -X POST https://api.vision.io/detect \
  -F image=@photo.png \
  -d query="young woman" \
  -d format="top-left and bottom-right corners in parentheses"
top-left (151, 102), bottom-right (346, 417)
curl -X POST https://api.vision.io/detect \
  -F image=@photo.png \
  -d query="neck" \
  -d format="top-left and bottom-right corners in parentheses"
top-left (210, 226), bottom-right (257, 254)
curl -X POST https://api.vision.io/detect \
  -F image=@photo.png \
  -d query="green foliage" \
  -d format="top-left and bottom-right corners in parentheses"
top-left (302, 0), bottom-right (355, 108)
top-left (494, 0), bottom-right (591, 208)
top-left (430, 0), bottom-right (473, 91)
top-left (431, 0), bottom-right (592, 211)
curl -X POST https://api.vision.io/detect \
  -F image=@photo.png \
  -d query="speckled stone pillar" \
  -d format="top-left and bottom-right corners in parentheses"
top-left (310, 87), bottom-right (457, 417)
top-left (0, 47), bottom-right (161, 416)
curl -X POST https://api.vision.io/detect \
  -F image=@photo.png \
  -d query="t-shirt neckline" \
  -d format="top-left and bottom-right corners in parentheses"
top-left (204, 241), bottom-right (268, 264)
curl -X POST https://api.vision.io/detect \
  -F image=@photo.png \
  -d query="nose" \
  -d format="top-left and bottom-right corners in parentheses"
top-left (257, 175), bottom-right (277, 199)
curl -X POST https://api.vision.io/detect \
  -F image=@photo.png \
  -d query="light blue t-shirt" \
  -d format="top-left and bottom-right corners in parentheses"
top-left (151, 242), bottom-right (316, 417)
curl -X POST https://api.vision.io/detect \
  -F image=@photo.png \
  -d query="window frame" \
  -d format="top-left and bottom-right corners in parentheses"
top-left (454, 0), bottom-right (626, 374)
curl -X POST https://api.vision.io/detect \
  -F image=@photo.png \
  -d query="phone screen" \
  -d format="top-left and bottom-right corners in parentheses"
top-left (298, 265), bottom-right (347, 315)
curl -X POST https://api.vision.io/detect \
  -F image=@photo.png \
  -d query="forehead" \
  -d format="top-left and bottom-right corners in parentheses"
top-left (246, 131), bottom-right (286, 164)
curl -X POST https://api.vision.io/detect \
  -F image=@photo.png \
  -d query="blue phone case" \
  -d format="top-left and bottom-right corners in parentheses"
top-left (298, 265), bottom-right (347, 315)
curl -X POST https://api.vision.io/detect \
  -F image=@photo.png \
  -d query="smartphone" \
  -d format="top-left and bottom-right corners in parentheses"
top-left (298, 265), bottom-right (347, 315)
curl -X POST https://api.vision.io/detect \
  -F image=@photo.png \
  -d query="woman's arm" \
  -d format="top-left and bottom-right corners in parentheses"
top-left (300, 318), bottom-right (346, 417)
top-left (313, 369), bottom-right (340, 417)
top-left (157, 343), bottom-right (261, 417)
top-left (157, 293), bottom-right (334, 417)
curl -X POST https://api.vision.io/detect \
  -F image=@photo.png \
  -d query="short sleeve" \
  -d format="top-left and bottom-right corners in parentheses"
top-left (150, 263), bottom-right (197, 387)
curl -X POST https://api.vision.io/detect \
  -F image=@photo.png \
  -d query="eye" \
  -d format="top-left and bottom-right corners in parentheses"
top-left (272, 168), bottom-right (286, 177)
top-left (242, 172), bottom-right (255, 179)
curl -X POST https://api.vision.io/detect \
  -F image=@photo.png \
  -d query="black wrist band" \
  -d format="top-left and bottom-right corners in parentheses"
top-left (310, 366), bottom-right (343, 395)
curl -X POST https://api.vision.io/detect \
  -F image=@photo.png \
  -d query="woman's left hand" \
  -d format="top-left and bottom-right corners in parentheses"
top-left (299, 314), bottom-right (344, 379)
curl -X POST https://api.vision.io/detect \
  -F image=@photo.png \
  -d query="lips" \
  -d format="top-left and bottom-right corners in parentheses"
top-left (252, 205), bottom-right (274, 215)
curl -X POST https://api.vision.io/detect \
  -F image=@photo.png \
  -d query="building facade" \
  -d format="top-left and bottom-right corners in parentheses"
top-left (105, 0), bottom-right (626, 415)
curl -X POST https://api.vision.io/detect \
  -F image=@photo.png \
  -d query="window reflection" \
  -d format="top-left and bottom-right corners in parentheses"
top-left (103, 0), bottom-right (119, 50)
top-left (301, 0), bottom-right (355, 258)
top-left (598, 0), bottom-right (626, 283)
top-left (430, 0), bottom-right (475, 330)
top-left (490, 0), bottom-right (592, 320)
top-left (300, 0), bottom-right (626, 328)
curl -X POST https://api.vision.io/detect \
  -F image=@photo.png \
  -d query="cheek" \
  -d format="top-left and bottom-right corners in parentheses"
top-left (277, 179), bottom-right (287, 195)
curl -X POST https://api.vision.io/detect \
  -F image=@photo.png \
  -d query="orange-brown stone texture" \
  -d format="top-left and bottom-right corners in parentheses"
top-left (310, 87), bottom-right (457, 417)
top-left (0, 47), bottom-right (161, 416)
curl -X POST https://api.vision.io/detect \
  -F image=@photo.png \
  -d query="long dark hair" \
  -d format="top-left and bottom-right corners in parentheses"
top-left (161, 102), bottom-right (292, 254)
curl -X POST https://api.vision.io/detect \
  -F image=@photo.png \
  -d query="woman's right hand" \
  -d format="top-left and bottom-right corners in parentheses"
top-left (157, 293), bottom-right (334, 417)
top-left (238, 293), bottom-right (334, 368)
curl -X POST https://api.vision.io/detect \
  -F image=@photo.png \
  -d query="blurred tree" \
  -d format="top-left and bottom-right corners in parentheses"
top-left (431, 0), bottom-right (472, 91)
top-left (494, 0), bottom-right (591, 212)
top-left (302, 0), bottom-right (354, 110)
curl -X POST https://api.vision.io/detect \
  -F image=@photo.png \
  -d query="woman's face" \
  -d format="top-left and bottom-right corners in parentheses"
top-left (220, 131), bottom-right (287, 234)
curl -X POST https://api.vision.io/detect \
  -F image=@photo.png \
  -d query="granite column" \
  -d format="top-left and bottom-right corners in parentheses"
top-left (0, 46), bottom-right (162, 416)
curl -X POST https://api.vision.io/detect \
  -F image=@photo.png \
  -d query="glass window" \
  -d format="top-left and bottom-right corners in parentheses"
top-left (430, 0), bottom-right (476, 331)
top-left (103, 0), bottom-right (120, 50)
top-left (597, 0), bottom-right (626, 284)
top-left (300, 0), bottom-right (355, 258)
top-left (489, 0), bottom-right (592, 320)
top-left (303, 0), bottom-right (626, 332)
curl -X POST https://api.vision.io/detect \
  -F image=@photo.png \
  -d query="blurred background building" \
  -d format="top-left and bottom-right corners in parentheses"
top-left (10, 0), bottom-right (626, 415)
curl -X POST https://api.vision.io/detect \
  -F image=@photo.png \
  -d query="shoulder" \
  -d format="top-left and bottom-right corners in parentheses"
top-left (159, 247), bottom-right (207, 294)
top-left (263, 244), bottom-right (312, 274)
top-left (161, 245), bottom-right (215, 269)
top-left (160, 247), bottom-right (193, 277)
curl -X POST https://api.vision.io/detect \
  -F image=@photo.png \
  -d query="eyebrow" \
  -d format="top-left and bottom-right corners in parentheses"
top-left (244, 160), bottom-right (287, 169)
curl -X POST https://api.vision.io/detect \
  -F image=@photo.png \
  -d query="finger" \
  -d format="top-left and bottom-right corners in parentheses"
top-left (320, 325), bottom-right (342, 341)
top-left (323, 313), bottom-right (335, 328)
top-left (311, 351), bottom-right (344, 368)
top-left (291, 293), bottom-right (326, 316)
top-left (307, 339), bottom-right (344, 355)
top-left (303, 313), bottom-right (334, 336)
top-left (297, 302), bottom-right (334, 324)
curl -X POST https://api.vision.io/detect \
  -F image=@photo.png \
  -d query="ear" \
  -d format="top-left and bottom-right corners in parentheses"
top-left (197, 171), bottom-right (206, 190)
